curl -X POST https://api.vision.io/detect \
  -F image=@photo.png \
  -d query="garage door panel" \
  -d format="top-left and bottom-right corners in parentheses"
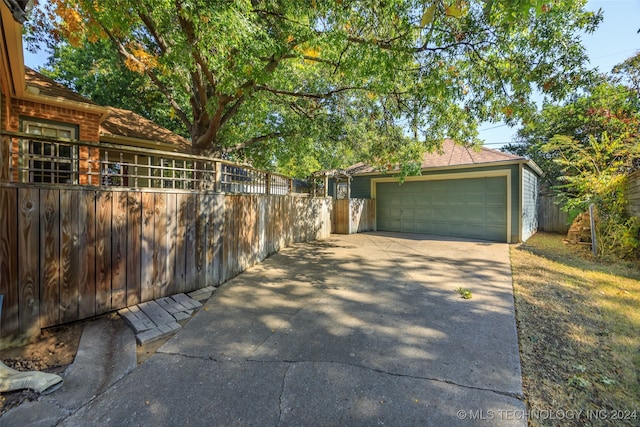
top-left (376, 176), bottom-right (507, 242)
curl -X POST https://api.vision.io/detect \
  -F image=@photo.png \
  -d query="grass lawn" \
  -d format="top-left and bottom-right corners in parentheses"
top-left (511, 232), bottom-right (640, 426)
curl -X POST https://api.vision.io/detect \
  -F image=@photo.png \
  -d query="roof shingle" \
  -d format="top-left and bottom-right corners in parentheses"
top-left (347, 139), bottom-right (524, 175)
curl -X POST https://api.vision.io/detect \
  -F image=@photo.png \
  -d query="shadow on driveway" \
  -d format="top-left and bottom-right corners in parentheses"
top-left (62, 232), bottom-right (526, 427)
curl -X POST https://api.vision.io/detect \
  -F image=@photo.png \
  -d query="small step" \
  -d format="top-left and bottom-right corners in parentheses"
top-left (118, 293), bottom-right (205, 345)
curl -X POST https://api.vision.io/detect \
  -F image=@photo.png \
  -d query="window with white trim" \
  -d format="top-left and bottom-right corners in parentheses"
top-left (22, 120), bottom-right (78, 184)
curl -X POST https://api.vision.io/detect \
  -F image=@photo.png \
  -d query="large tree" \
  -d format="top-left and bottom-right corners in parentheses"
top-left (29, 0), bottom-right (600, 173)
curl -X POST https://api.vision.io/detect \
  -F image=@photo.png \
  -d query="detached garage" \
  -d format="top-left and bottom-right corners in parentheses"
top-left (344, 140), bottom-right (542, 243)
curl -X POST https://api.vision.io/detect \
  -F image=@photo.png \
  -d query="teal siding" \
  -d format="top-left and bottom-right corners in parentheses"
top-left (522, 166), bottom-right (539, 241)
top-left (350, 176), bottom-right (372, 198)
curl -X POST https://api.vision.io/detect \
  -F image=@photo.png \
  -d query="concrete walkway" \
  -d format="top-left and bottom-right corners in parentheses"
top-left (36, 232), bottom-right (526, 426)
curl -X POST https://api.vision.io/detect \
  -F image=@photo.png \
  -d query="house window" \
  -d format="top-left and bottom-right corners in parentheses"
top-left (22, 120), bottom-right (78, 184)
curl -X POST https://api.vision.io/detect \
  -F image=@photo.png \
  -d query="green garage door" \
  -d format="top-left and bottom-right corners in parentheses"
top-left (376, 177), bottom-right (508, 242)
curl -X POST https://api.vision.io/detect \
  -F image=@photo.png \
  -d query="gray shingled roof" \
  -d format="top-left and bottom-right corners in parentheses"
top-left (346, 139), bottom-right (524, 175)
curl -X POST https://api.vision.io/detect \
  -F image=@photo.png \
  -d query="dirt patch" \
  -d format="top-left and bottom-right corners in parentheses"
top-left (0, 321), bottom-right (84, 415)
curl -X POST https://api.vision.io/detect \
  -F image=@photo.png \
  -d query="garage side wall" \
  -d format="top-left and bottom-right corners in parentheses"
top-left (521, 166), bottom-right (539, 241)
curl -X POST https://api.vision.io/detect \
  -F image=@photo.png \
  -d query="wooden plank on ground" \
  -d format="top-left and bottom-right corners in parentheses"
top-left (111, 192), bottom-right (128, 309)
top-left (77, 190), bottom-right (96, 319)
top-left (141, 192), bottom-right (155, 302)
top-left (95, 191), bottom-right (112, 314)
top-left (0, 187), bottom-right (19, 338)
top-left (40, 189), bottom-right (60, 328)
top-left (18, 188), bottom-right (40, 339)
top-left (60, 190), bottom-right (78, 323)
top-left (126, 192), bottom-right (142, 306)
top-left (138, 300), bottom-right (176, 326)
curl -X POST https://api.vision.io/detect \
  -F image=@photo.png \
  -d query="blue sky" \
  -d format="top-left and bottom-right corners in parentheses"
top-left (479, 0), bottom-right (640, 147)
top-left (23, 1), bottom-right (640, 148)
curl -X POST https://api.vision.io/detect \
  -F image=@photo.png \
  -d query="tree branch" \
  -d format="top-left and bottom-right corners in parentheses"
top-left (100, 26), bottom-right (192, 130)
top-left (255, 85), bottom-right (360, 99)
top-left (222, 132), bottom-right (293, 155)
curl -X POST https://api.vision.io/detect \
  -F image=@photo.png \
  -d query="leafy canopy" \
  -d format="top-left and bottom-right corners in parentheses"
top-left (29, 0), bottom-right (601, 175)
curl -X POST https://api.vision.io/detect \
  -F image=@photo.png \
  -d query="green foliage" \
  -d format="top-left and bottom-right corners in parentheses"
top-left (40, 40), bottom-right (189, 137)
top-left (505, 81), bottom-right (640, 188)
top-left (514, 69), bottom-right (640, 260)
top-left (28, 0), bottom-right (601, 174)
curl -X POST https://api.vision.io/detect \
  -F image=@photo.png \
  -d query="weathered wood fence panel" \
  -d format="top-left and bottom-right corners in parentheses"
top-left (333, 199), bottom-right (376, 234)
top-left (0, 185), bottom-right (331, 346)
top-left (537, 193), bottom-right (570, 234)
top-left (626, 170), bottom-right (640, 218)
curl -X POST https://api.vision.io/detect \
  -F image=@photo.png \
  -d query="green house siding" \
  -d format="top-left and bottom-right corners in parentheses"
top-left (522, 166), bottom-right (539, 241)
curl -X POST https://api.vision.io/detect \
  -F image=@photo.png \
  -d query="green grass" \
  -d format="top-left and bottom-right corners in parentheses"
top-left (511, 232), bottom-right (640, 426)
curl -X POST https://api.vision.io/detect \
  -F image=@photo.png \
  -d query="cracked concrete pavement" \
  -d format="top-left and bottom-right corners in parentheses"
top-left (59, 232), bottom-right (526, 426)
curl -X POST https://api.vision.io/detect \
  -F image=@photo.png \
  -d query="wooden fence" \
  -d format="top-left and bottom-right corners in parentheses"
top-left (626, 170), bottom-right (640, 218)
top-left (332, 198), bottom-right (376, 234)
top-left (537, 193), bottom-right (570, 234)
top-left (0, 184), bottom-right (331, 346)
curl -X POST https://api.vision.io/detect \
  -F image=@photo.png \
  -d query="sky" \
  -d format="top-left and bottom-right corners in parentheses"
top-left (479, 0), bottom-right (640, 147)
top-left (23, 0), bottom-right (640, 149)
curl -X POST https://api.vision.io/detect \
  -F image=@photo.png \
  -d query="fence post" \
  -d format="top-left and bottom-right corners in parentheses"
top-left (214, 161), bottom-right (222, 193)
top-left (266, 173), bottom-right (271, 195)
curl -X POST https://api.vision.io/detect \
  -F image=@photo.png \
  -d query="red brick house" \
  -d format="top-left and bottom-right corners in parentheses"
top-left (1, 0), bottom-right (192, 187)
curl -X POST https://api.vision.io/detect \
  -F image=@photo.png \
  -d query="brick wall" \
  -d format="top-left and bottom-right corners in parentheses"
top-left (2, 98), bottom-right (103, 184)
top-left (9, 98), bottom-right (101, 142)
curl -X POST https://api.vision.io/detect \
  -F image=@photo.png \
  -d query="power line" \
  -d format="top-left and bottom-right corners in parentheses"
top-left (478, 123), bottom-right (508, 131)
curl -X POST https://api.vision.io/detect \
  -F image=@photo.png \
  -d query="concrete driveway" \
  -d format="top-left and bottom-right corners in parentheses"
top-left (62, 232), bottom-right (525, 426)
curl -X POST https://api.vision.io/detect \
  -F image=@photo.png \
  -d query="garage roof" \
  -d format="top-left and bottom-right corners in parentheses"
top-left (347, 139), bottom-right (540, 175)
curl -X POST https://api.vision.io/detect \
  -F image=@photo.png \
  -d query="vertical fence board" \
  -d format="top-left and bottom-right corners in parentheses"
top-left (95, 191), bottom-right (112, 314)
top-left (126, 192), bottom-right (141, 306)
top-left (111, 192), bottom-right (128, 309)
top-left (192, 193), bottom-right (206, 290)
top-left (209, 194), bottom-right (224, 286)
top-left (40, 189), bottom-right (60, 328)
top-left (201, 193), bottom-right (214, 286)
top-left (538, 193), bottom-right (570, 234)
top-left (153, 193), bottom-right (168, 299)
top-left (0, 187), bottom-right (19, 339)
top-left (18, 188), bottom-right (40, 338)
top-left (175, 193), bottom-right (188, 294)
top-left (165, 193), bottom-right (177, 296)
top-left (626, 170), bottom-right (640, 218)
top-left (78, 190), bottom-right (96, 319)
top-left (185, 195), bottom-right (198, 289)
top-left (60, 190), bottom-right (78, 323)
top-left (141, 192), bottom-right (155, 302)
